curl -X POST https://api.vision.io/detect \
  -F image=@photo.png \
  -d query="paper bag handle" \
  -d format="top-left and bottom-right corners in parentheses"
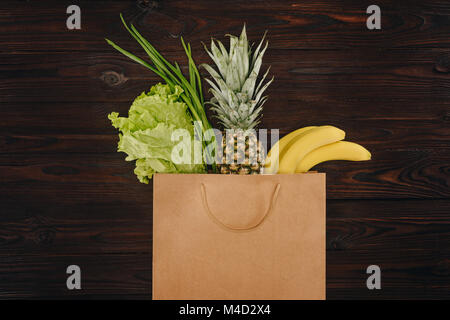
top-left (200, 183), bottom-right (281, 231)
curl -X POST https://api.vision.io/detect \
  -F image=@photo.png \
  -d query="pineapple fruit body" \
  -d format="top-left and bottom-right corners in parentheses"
top-left (218, 130), bottom-right (264, 175)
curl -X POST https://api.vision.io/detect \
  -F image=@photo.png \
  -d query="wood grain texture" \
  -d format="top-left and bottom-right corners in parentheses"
top-left (0, 200), bottom-right (448, 299)
top-left (0, 0), bottom-right (449, 299)
top-left (0, 150), bottom-right (447, 199)
top-left (0, 254), bottom-right (150, 299)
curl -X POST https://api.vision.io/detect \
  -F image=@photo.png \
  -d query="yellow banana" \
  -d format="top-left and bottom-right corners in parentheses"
top-left (278, 126), bottom-right (346, 174)
top-left (295, 141), bottom-right (371, 173)
top-left (263, 126), bottom-right (317, 174)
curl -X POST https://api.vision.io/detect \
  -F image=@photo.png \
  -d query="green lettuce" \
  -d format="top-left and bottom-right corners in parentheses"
top-left (108, 83), bottom-right (206, 183)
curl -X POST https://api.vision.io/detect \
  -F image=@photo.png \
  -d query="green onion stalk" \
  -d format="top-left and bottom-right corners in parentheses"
top-left (105, 14), bottom-right (216, 171)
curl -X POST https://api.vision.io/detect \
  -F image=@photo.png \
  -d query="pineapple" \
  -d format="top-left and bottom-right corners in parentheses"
top-left (202, 25), bottom-right (273, 174)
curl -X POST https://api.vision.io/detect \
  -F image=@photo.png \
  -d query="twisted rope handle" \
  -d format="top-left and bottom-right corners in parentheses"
top-left (200, 182), bottom-right (281, 231)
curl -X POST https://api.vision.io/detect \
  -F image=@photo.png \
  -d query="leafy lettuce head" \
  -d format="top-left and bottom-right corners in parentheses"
top-left (108, 83), bottom-right (205, 183)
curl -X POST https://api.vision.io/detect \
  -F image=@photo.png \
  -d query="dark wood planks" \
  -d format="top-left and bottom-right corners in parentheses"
top-left (3, 1), bottom-right (450, 53)
top-left (0, 254), bottom-right (151, 299)
top-left (2, 49), bottom-right (450, 103)
top-left (0, 200), bottom-right (448, 299)
top-left (0, 0), bottom-right (449, 299)
top-left (2, 198), bottom-right (449, 255)
top-left (0, 151), bottom-right (448, 199)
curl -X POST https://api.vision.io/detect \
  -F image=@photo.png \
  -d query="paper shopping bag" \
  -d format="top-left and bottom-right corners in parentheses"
top-left (153, 173), bottom-right (326, 300)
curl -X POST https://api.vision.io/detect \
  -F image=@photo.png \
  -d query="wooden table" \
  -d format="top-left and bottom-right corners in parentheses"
top-left (0, 0), bottom-right (449, 299)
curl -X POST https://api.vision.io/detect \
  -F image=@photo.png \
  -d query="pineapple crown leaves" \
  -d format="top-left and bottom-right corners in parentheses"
top-left (201, 25), bottom-right (274, 130)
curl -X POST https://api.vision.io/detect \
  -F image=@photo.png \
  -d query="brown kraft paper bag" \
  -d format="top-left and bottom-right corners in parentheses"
top-left (153, 173), bottom-right (326, 300)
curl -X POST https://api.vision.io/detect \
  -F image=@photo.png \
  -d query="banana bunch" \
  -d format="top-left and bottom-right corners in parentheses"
top-left (264, 125), bottom-right (371, 174)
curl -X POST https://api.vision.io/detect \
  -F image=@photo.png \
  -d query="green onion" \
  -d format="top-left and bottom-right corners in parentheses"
top-left (106, 14), bottom-right (216, 170)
